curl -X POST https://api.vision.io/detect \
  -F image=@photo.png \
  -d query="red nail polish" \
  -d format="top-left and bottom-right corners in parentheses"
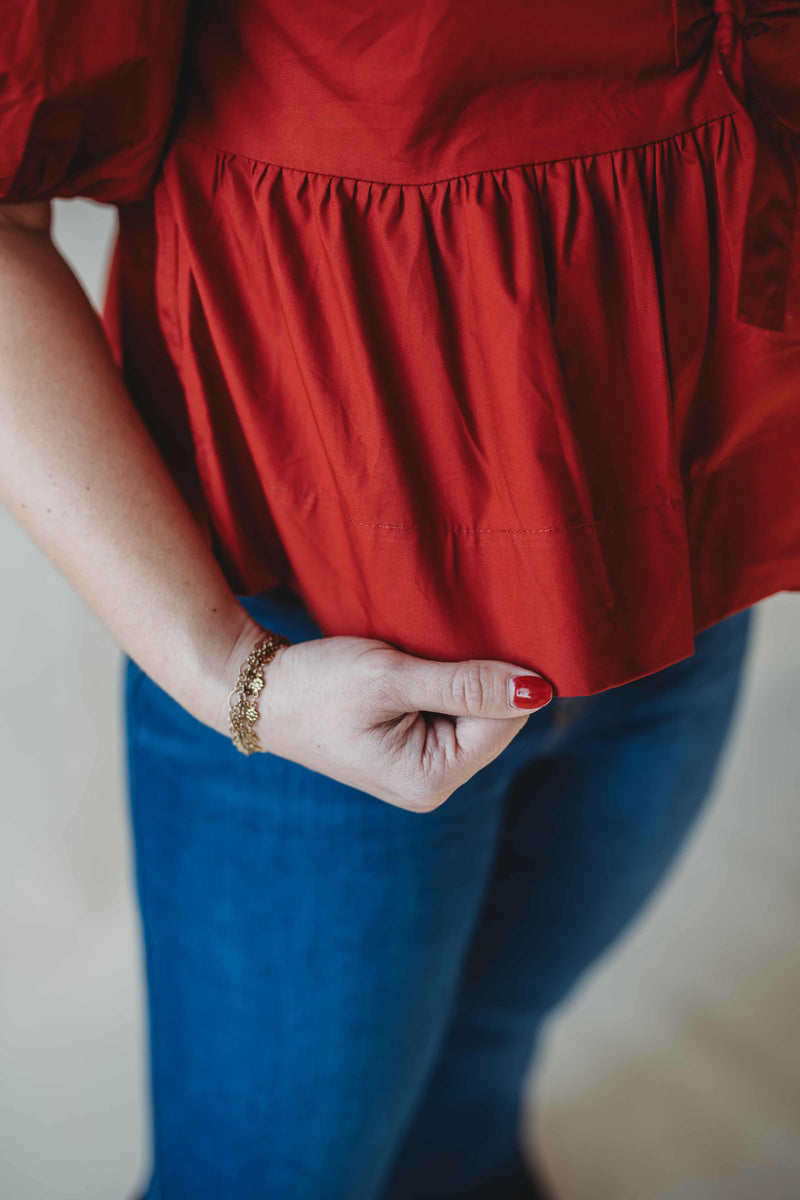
top-left (510, 674), bottom-right (553, 709)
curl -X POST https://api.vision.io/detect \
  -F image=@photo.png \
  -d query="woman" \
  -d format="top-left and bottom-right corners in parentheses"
top-left (1, 1), bottom-right (797, 1197)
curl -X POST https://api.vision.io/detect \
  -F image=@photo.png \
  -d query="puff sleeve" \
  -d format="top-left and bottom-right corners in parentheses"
top-left (0, 0), bottom-right (189, 204)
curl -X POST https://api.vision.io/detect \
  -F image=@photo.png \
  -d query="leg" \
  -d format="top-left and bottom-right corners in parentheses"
top-left (379, 606), bottom-right (755, 1200)
top-left (124, 587), bottom-right (525, 1200)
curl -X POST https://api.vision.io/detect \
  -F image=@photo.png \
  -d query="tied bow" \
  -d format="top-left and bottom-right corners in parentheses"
top-left (711, 0), bottom-right (800, 331)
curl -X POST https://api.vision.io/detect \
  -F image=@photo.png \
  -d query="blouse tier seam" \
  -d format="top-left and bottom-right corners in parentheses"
top-left (331, 494), bottom-right (687, 535)
top-left (263, 482), bottom-right (688, 535)
top-left (258, 415), bottom-right (800, 536)
top-left (171, 107), bottom-right (742, 189)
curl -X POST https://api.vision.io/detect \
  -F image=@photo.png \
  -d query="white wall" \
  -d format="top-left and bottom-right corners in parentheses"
top-left (0, 199), bottom-right (798, 1199)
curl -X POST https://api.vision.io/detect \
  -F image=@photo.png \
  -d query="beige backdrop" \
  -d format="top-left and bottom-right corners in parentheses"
top-left (1, 199), bottom-right (799, 1200)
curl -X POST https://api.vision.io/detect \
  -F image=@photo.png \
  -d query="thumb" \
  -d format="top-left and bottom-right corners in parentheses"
top-left (392, 656), bottom-right (554, 720)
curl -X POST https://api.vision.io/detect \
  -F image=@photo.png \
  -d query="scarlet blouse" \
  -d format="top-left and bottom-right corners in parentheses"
top-left (2, 0), bottom-right (799, 696)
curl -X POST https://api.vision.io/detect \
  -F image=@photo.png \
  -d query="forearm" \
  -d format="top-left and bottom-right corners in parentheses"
top-left (0, 203), bottom-right (264, 737)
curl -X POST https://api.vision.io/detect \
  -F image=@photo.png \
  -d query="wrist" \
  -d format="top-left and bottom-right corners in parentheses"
top-left (205, 613), bottom-right (288, 743)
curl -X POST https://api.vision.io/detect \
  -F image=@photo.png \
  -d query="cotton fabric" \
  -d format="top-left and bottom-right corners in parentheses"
top-left (123, 589), bottom-right (754, 1198)
top-left (1, 0), bottom-right (798, 695)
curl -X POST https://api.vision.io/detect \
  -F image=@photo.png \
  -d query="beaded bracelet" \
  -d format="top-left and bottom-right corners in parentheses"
top-left (228, 632), bottom-right (292, 755)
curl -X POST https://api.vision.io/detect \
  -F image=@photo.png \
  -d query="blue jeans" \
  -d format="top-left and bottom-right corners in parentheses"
top-left (123, 591), bottom-right (754, 1200)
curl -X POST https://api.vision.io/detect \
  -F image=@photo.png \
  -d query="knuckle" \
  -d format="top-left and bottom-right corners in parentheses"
top-left (408, 791), bottom-right (447, 814)
top-left (355, 644), bottom-right (403, 676)
top-left (450, 662), bottom-right (490, 711)
top-left (402, 779), bottom-right (450, 813)
top-left (350, 646), bottom-right (404, 708)
top-left (398, 772), bottom-right (448, 811)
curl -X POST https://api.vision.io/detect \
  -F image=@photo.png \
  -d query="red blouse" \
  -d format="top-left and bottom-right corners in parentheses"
top-left (2, 0), bottom-right (799, 697)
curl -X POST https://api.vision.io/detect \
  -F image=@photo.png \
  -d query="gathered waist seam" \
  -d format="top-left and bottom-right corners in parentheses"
top-left (169, 108), bottom-right (741, 190)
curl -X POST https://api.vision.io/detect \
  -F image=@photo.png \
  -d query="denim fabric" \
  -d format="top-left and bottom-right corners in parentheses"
top-left (123, 592), bottom-right (754, 1200)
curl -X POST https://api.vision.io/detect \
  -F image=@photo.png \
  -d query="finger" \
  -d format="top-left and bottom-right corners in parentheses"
top-left (390, 654), bottom-right (553, 719)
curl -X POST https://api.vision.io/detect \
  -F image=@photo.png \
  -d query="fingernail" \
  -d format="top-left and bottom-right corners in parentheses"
top-left (508, 674), bottom-right (553, 710)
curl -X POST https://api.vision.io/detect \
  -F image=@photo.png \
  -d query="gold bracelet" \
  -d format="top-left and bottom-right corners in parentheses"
top-left (228, 632), bottom-right (292, 756)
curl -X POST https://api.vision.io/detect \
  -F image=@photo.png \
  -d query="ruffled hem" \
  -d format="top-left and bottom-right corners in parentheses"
top-left (107, 105), bottom-right (800, 696)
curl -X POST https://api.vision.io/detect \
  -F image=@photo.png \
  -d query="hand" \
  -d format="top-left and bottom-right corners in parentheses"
top-left (233, 628), bottom-right (553, 812)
